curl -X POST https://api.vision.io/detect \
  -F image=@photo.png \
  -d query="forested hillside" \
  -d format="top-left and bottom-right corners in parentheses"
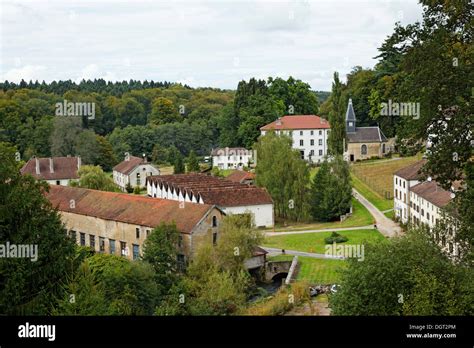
top-left (0, 77), bottom-right (321, 169)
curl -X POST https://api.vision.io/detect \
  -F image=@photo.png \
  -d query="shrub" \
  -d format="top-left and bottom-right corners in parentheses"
top-left (133, 186), bottom-right (141, 194)
top-left (324, 232), bottom-right (348, 244)
top-left (125, 182), bottom-right (133, 193)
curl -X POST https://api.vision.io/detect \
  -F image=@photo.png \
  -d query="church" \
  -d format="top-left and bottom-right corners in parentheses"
top-left (344, 99), bottom-right (389, 162)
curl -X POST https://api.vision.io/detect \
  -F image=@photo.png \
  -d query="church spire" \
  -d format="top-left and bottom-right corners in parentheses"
top-left (346, 98), bottom-right (356, 133)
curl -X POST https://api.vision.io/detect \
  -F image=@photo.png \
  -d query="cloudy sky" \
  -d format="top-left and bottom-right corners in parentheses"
top-left (0, 0), bottom-right (423, 91)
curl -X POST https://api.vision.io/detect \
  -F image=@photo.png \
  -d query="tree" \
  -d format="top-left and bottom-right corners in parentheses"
top-left (173, 152), bottom-right (185, 174)
top-left (73, 165), bottom-right (118, 192)
top-left (255, 132), bottom-right (310, 221)
top-left (95, 135), bottom-right (117, 172)
top-left (142, 223), bottom-right (180, 295)
top-left (327, 72), bottom-right (346, 155)
top-left (50, 117), bottom-right (82, 157)
top-left (310, 156), bottom-right (352, 221)
top-left (74, 129), bottom-right (99, 165)
top-left (186, 150), bottom-right (200, 172)
top-left (149, 97), bottom-right (181, 125)
top-left (330, 229), bottom-right (473, 315)
top-left (0, 142), bottom-right (76, 314)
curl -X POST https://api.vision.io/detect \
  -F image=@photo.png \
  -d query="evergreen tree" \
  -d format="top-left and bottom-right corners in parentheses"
top-left (327, 72), bottom-right (346, 155)
top-left (173, 152), bottom-right (185, 174)
top-left (310, 156), bottom-right (352, 221)
top-left (186, 150), bottom-right (200, 172)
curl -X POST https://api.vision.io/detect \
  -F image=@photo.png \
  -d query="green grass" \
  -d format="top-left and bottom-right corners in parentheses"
top-left (351, 174), bottom-right (393, 212)
top-left (297, 257), bottom-right (346, 284)
top-left (263, 229), bottom-right (385, 254)
top-left (267, 255), bottom-right (346, 284)
top-left (384, 210), bottom-right (395, 220)
top-left (271, 197), bottom-right (374, 232)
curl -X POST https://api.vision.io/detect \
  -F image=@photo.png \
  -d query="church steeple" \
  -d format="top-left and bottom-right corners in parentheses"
top-left (346, 98), bottom-right (356, 133)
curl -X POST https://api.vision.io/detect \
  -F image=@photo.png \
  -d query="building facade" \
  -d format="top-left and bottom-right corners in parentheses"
top-left (345, 99), bottom-right (389, 161)
top-left (146, 173), bottom-right (274, 228)
top-left (260, 115), bottom-right (330, 163)
top-left (46, 185), bottom-right (224, 264)
top-left (393, 160), bottom-right (426, 223)
top-left (211, 147), bottom-right (253, 170)
top-left (21, 156), bottom-right (81, 186)
top-left (113, 155), bottom-right (160, 191)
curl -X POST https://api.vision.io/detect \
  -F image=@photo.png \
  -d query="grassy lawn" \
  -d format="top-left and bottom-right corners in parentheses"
top-left (384, 210), bottom-right (395, 220)
top-left (351, 174), bottom-right (393, 212)
top-left (350, 154), bottom-right (422, 211)
top-left (263, 229), bottom-right (385, 254)
top-left (297, 257), bottom-right (346, 284)
top-left (267, 255), bottom-right (345, 284)
top-left (271, 197), bottom-right (374, 232)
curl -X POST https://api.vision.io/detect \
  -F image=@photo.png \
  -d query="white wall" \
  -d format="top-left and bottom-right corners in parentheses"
top-left (212, 154), bottom-right (252, 170)
top-left (393, 175), bottom-right (419, 224)
top-left (221, 204), bottom-right (274, 228)
top-left (115, 164), bottom-right (160, 190)
top-left (261, 128), bottom-right (329, 163)
top-left (47, 179), bottom-right (70, 186)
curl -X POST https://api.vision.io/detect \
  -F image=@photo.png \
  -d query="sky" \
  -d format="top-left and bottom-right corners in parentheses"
top-left (0, 0), bottom-right (424, 91)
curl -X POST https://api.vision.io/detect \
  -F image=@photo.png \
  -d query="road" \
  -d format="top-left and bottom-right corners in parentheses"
top-left (352, 188), bottom-right (402, 237)
top-left (264, 225), bottom-right (375, 236)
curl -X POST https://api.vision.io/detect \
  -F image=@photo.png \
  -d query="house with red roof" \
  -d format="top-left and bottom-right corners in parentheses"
top-left (21, 156), bottom-right (81, 186)
top-left (113, 155), bottom-right (160, 191)
top-left (260, 115), bottom-right (330, 163)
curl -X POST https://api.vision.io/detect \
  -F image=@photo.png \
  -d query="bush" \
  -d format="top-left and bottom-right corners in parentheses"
top-left (133, 186), bottom-right (141, 194)
top-left (324, 232), bottom-right (348, 244)
top-left (125, 182), bottom-right (133, 193)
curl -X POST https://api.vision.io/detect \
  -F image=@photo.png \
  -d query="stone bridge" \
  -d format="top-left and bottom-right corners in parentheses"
top-left (264, 260), bottom-right (294, 282)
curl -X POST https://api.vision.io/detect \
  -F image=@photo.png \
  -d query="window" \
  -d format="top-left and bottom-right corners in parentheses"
top-left (69, 230), bottom-right (77, 242)
top-left (178, 235), bottom-right (183, 248)
top-left (396, 178), bottom-right (398, 185)
top-left (403, 181), bottom-right (405, 188)
top-left (136, 227), bottom-right (140, 239)
top-left (395, 189), bottom-right (398, 199)
top-left (213, 232), bottom-right (218, 246)
top-left (310, 130), bottom-right (314, 135)
top-left (99, 237), bottom-right (105, 252)
top-left (319, 130), bottom-right (322, 135)
top-left (318, 139), bottom-right (322, 146)
top-left (319, 150), bottom-right (323, 156)
top-left (132, 244), bottom-right (140, 260)
top-left (89, 235), bottom-right (95, 250)
top-left (310, 150), bottom-right (314, 156)
top-left (212, 216), bottom-right (217, 227)
top-left (136, 172), bottom-right (141, 186)
top-left (300, 131), bottom-right (303, 136)
top-left (421, 209), bottom-right (424, 217)
top-left (146, 229), bottom-right (151, 237)
top-left (404, 193), bottom-right (406, 203)
top-left (177, 254), bottom-right (186, 272)
top-left (310, 139), bottom-right (314, 146)
top-left (56, 180), bottom-right (60, 185)
top-left (349, 122), bottom-right (353, 127)
top-left (109, 239), bottom-right (116, 254)
top-left (120, 241), bottom-right (127, 257)
top-left (426, 212), bottom-right (430, 221)
top-left (80, 232), bottom-right (85, 246)
top-left (361, 144), bottom-right (368, 155)
top-left (299, 140), bottom-right (304, 146)
top-left (382, 143), bottom-right (386, 153)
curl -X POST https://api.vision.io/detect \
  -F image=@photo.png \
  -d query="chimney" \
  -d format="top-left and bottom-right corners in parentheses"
top-left (35, 157), bottom-right (40, 175)
top-left (143, 153), bottom-right (147, 163)
top-left (77, 156), bottom-right (81, 170)
top-left (276, 118), bottom-right (282, 126)
top-left (49, 158), bottom-right (54, 173)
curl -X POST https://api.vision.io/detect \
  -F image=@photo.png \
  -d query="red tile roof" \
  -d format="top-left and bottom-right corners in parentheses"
top-left (260, 115), bottom-right (330, 131)
top-left (21, 157), bottom-right (80, 180)
top-left (226, 170), bottom-right (256, 183)
top-left (394, 160), bottom-right (427, 180)
top-left (410, 181), bottom-right (453, 208)
top-left (147, 173), bottom-right (273, 207)
top-left (46, 185), bottom-right (216, 234)
top-left (113, 156), bottom-right (145, 175)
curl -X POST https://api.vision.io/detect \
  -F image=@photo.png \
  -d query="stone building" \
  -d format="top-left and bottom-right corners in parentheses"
top-left (344, 99), bottom-right (389, 161)
top-left (46, 185), bottom-right (224, 265)
top-left (113, 155), bottom-right (160, 191)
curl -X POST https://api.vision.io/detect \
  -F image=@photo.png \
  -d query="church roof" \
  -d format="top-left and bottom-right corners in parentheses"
top-left (347, 127), bottom-right (388, 143)
top-left (345, 99), bottom-right (356, 121)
